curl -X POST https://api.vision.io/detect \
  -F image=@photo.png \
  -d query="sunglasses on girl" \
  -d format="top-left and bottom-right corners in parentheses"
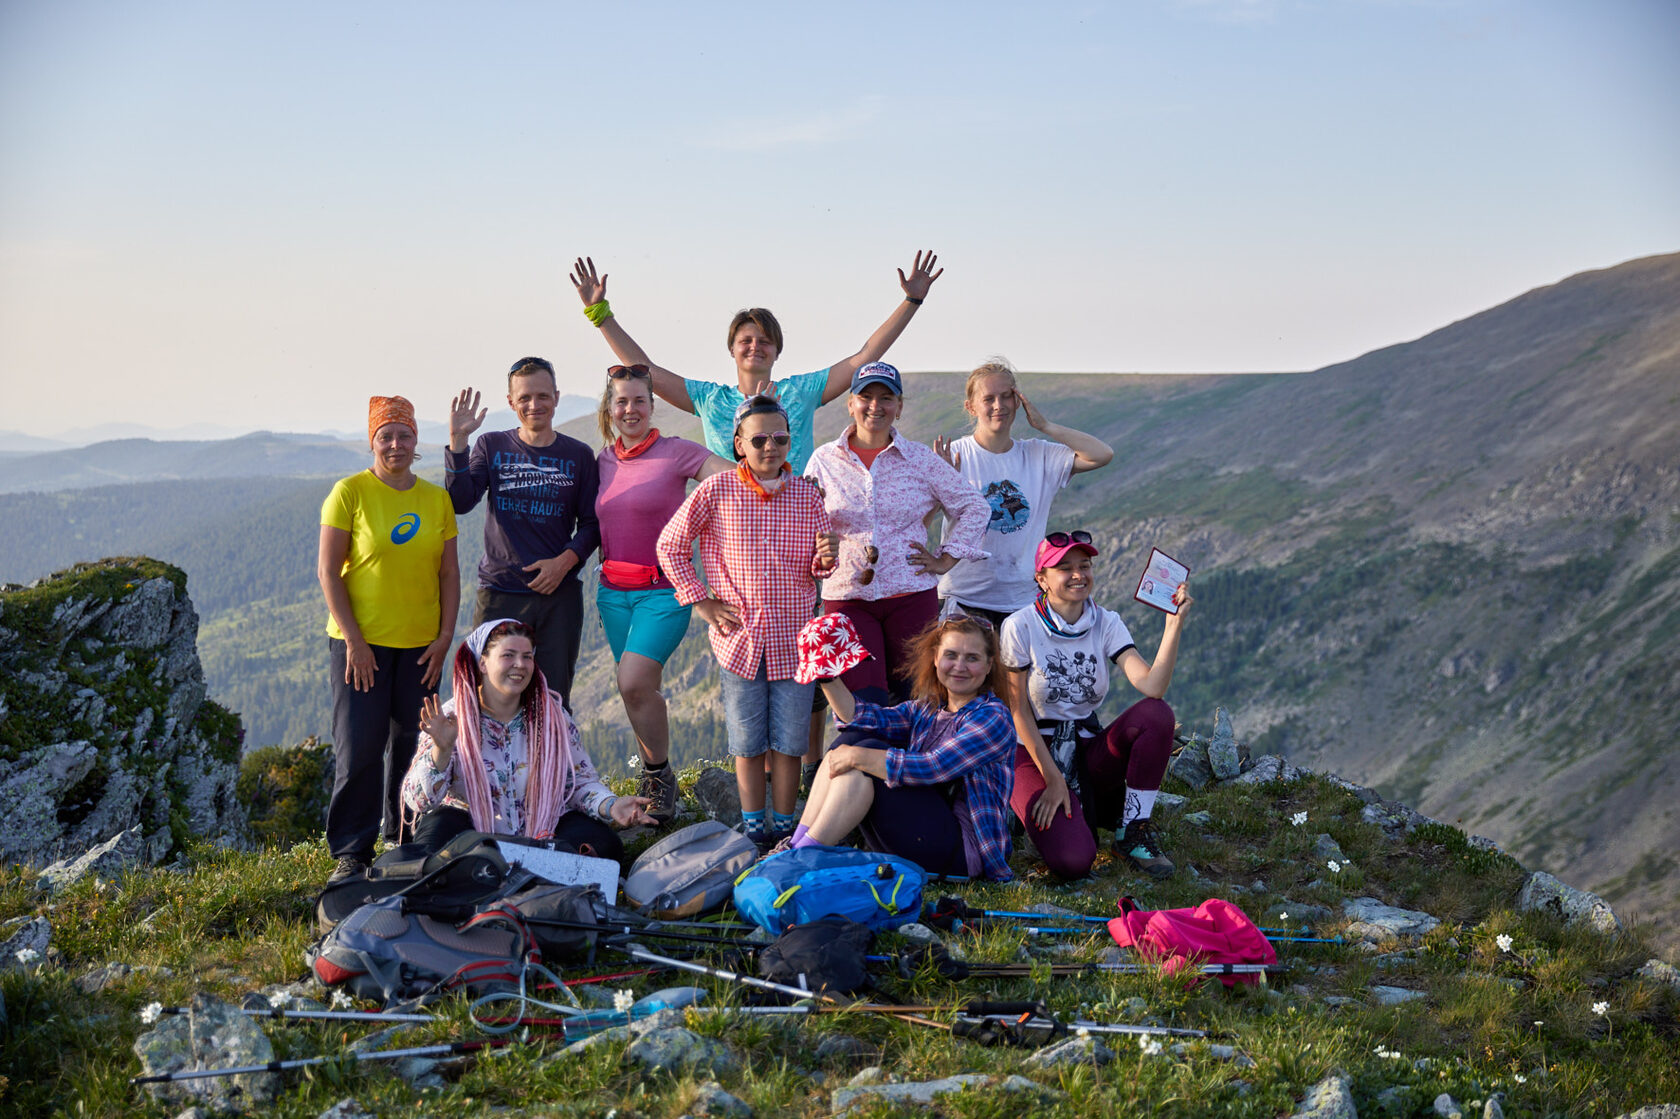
top-left (608, 364), bottom-right (651, 379)
top-left (747, 431), bottom-right (791, 450)
top-left (1044, 530), bottom-right (1093, 547)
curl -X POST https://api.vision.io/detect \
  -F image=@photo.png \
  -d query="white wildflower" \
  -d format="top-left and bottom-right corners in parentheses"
top-left (1496, 934), bottom-right (1513, 953)
top-left (140, 1001), bottom-right (163, 1024)
top-left (13, 947), bottom-right (38, 964)
top-left (613, 989), bottom-right (636, 1014)
top-left (626, 753), bottom-right (641, 771)
top-left (1278, 911), bottom-right (1289, 922)
top-left (330, 990), bottom-right (354, 1009)
top-left (269, 990), bottom-right (290, 1008)
top-left (1076, 1027), bottom-right (1091, 1038)
top-left (1513, 1074), bottom-right (1527, 1084)
top-left (1137, 1035), bottom-right (1163, 1056)
top-left (1592, 1001), bottom-right (1609, 1016)
top-left (1327, 859), bottom-right (1342, 873)
top-left (1373, 1045), bottom-right (1403, 1060)
top-left (1533, 1020), bottom-right (1543, 1027)
top-left (1290, 811), bottom-right (1308, 827)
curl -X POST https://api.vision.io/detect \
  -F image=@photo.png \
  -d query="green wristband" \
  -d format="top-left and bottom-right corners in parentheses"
top-left (584, 299), bottom-right (613, 326)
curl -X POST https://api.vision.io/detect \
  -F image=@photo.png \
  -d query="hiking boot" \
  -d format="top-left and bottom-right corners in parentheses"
top-left (329, 854), bottom-right (370, 883)
top-left (1118, 819), bottom-right (1175, 880)
top-left (754, 829), bottom-right (792, 858)
top-left (637, 763), bottom-right (679, 825)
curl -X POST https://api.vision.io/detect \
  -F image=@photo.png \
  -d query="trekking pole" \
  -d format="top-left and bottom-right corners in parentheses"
top-left (877, 954), bottom-right (1282, 979)
top-left (620, 945), bottom-right (948, 1031)
top-left (130, 1033), bottom-right (563, 1086)
top-left (153, 1006), bottom-right (436, 1025)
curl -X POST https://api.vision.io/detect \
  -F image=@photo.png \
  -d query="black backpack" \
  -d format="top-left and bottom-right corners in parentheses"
top-left (315, 831), bottom-right (517, 932)
top-left (757, 918), bottom-right (876, 995)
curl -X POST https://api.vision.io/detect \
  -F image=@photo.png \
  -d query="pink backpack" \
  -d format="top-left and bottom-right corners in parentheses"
top-left (1106, 896), bottom-right (1277, 986)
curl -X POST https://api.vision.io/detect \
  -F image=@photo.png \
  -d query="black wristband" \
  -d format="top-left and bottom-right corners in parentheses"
top-left (905, 297), bottom-right (923, 306)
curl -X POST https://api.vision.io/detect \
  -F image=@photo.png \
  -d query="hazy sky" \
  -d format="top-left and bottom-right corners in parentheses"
top-left (3, 0), bottom-right (1677, 438)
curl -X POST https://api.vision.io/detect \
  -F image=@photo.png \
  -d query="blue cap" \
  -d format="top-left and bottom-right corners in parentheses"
top-left (849, 361), bottom-right (903, 395)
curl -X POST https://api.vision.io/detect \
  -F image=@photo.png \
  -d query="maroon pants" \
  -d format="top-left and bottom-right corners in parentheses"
top-left (1009, 697), bottom-right (1175, 880)
top-left (823, 589), bottom-right (940, 702)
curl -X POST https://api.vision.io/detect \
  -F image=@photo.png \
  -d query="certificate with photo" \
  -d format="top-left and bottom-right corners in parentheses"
top-left (1134, 547), bottom-right (1190, 615)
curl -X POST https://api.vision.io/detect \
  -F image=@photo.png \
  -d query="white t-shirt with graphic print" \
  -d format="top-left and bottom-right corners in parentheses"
top-left (999, 602), bottom-right (1136, 723)
top-left (938, 436), bottom-right (1076, 613)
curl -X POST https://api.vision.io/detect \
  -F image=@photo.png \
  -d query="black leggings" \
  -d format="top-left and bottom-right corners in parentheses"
top-left (856, 770), bottom-right (969, 878)
top-left (409, 805), bottom-right (624, 863)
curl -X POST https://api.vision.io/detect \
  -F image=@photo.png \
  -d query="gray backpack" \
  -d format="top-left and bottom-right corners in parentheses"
top-left (622, 820), bottom-right (759, 919)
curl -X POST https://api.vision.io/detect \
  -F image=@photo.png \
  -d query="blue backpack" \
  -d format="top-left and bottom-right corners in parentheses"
top-left (732, 845), bottom-right (927, 936)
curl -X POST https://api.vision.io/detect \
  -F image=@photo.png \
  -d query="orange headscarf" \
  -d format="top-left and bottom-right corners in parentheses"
top-left (367, 395), bottom-right (417, 446)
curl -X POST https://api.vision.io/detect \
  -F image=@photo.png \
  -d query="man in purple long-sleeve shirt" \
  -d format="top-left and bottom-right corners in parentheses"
top-left (445, 357), bottom-right (600, 709)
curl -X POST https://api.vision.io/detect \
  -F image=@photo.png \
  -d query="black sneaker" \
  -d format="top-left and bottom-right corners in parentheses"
top-left (329, 854), bottom-right (370, 883)
top-left (753, 829), bottom-right (791, 858)
top-left (1118, 819), bottom-right (1175, 880)
top-left (637, 764), bottom-right (679, 825)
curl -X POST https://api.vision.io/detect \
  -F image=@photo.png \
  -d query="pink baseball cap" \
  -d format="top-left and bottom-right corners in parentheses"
top-left (1034, 530), bottom-right (1098, 572)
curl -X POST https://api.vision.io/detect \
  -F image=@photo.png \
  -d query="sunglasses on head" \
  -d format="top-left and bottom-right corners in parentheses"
top-left (1044, 530), bottom-right (1093, 547)
top-left (746, 431), bottom-right (791, 450)
top-left (510, 357), bottom-right (554, 376)
top-left (946, 612), bottom-right (994, 631)
top-left (608, 364), bottom-right (651, 379)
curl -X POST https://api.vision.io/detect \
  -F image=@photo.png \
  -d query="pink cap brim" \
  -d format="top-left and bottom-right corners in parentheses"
top-left (1035, 540), bottom-right (1099, 572)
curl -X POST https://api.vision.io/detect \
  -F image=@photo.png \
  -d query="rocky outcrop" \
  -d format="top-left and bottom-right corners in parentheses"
top-left (0, 559), bottom-right (246, 870)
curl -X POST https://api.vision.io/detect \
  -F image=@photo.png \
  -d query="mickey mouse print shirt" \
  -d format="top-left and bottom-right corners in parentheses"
top-left (999, 600), bottom-right (1136, 723)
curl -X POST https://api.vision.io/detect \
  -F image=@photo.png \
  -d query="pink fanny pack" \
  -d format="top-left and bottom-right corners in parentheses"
top-left (601, 560), bottom-right (662, 590)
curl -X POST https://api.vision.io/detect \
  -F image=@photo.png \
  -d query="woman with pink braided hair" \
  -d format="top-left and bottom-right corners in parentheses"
top-left (401, 618), bottom-right (654, 860)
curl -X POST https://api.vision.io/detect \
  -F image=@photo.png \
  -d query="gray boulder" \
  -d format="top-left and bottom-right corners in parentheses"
top-left (317, 1101), bottom-right (376, 1119)
top-left (1027, 1035), bottom-right (1115, 1067)
top-left (1343, 897), bottom-right (1441, 941)
top-left (1288, 1074), bottom-right (1357, 1119)
top-left (692, 1080), bottom-right (753, 1117)
top-left (625, 1027), bottom-right (740, 1077)
top-left (39, 825), bottom-right (147, 892)
top-left (1168, 736), bottom-right (1213, 790)
top-left (1, 916), bottom-right (51, 968)
top-left (1362, 800), bottom-right (1432, 838)
top-left (133, 992), bottom-right (279, 1110)
top-left (814, 1034), bottom-right (881, 1065)
top-left (1313, 834), bottom-right (1348, 865)
top-left (1229, 755), bottom-right (1302, 786)
top-left (1516, 871), bottom-right (1622, 934)
top-left (1613, 1108), bottom-right (1680, 1118)
top-left (832, 1073), bottom-right (1055, 1114)
top-left (1636, 959), bottom-right (1680, 990)
top-left (691, 767), bottom-right (742, 826)
top-left (1206, 708), bottom-right (1242, 779)
top-left (1371, 985), bottom-right (1426, 1006)
top-left (1434, 1092), bottom-right (1464, 1118)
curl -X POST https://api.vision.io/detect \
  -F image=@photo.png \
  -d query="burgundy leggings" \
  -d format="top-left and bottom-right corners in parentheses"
top-left (1009, 697), bottom-right (1175, 880)
top-left (823, 589), bottom-right (940, 701)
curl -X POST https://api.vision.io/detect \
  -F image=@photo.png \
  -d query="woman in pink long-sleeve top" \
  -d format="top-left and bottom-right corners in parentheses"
top-left (804, 362), bottom-right (989, 711)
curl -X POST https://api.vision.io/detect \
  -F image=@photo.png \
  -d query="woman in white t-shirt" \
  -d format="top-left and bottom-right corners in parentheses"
top-left (1000, 531), bottom-right (1191, 881)
top-left (935, 359), bottom-right (1113, 628)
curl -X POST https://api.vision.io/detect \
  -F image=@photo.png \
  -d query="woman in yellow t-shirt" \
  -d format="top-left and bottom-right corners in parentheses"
top-left (316, 396), bottom-right (460, 882)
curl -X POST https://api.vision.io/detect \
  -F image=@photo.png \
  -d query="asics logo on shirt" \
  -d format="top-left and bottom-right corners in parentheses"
top-left (391, 513), bottom-right (421, 544)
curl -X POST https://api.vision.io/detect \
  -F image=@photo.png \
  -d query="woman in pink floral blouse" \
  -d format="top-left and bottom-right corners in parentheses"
top-left (401, 618), bottom-right (654, 861)
top-left (805, 362), bottom-right (990, 709)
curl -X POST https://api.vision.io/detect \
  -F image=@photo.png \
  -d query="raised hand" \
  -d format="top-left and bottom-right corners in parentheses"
top-left (749, 379), bottom-right (781, 403)
top-left (1169, 582), bottom-right (1194, 621)
top-left (418, 694), bottom-right (458, 755)
top-left (898, 250), bottom-right (944, 302)
top-left (932, 435), bottom-right (961, 470)
top-left (449, 388), bottom-right (487, 447)
top-left (1017, 388), bottom-right (1049, 432)
top-left (570, 256), bottom-right (607, 306)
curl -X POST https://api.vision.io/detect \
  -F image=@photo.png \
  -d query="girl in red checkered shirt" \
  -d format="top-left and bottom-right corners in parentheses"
top-left (656, 396), bottom-right (841, 849)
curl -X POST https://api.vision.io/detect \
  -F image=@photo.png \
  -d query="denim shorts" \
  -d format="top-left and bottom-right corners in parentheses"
top-left (597, 584), bottom-right (693, 665)
top-left (720, 661), bottom-right (815, 759)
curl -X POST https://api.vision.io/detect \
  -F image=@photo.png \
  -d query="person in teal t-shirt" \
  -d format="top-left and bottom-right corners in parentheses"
top-left (567, 252), bottom-right (944, 472)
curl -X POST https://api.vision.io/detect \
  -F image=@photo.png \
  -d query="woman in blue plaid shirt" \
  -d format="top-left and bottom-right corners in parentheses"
top-left (778, 615), bottom-right (1017, 881)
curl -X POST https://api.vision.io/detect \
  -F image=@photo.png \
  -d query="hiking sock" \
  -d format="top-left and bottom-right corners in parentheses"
top-left (791, 831), bottom-right (822, 850)
top-left (790, 824), bottom-right (810, 846)
top-left (771, 810), bottom-right (797, 836)
top-left (741, 809), bottom-right (767, 840)
top-left (1121, 788), bottom-right (1157, 829)
top-left (644, 759), bottom-right (669, 774)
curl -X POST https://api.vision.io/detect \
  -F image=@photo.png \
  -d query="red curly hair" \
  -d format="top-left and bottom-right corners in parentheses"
top-left (898, 615), bottom-right (1009, 707)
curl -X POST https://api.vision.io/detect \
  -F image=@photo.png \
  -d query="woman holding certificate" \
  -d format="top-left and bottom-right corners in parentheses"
top-left (1000, 531), bottom-right (1191, 881)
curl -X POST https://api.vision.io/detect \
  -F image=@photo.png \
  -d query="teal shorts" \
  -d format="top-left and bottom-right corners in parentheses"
top-left (597, 584), bottom-right (693, 665)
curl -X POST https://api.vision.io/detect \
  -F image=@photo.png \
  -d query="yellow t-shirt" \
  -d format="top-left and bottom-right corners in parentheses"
top-left (321, 471), bottom-right (458, 648)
